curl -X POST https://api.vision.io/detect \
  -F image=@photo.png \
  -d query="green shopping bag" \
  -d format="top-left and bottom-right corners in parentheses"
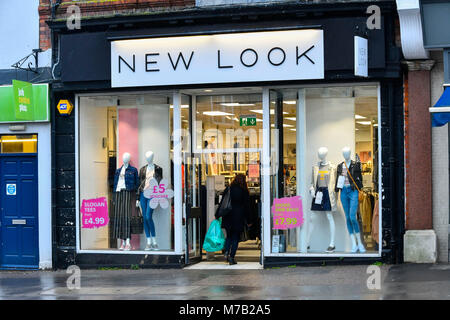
top-left (203, 218), bottom-right (225, 252)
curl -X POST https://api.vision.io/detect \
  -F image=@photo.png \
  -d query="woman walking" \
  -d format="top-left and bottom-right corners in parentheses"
top-left (222, 174), bottom-right (251, 265)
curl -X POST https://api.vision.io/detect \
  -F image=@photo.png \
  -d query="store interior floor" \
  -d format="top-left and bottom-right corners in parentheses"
top-left (185, 240), bottom-right (262, 269)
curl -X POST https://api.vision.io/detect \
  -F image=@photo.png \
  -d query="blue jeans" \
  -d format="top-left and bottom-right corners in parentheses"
top-left (340, 186), bottom-right (360, 235)
top-left (140, 193), bottom-right (156, 237)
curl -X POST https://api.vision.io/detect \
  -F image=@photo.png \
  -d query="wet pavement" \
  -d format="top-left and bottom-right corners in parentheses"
top-left (0, 263), bottom-right (449, 300)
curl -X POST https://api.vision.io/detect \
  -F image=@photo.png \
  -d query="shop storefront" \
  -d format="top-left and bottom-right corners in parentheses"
top-left (0, 81), bottom-right (52, 269)
top-left (49, 1), bottom-right (405, 268)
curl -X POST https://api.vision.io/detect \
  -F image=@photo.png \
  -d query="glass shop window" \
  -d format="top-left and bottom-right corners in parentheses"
top-left (78, 93), bottom-right (175, 252)
top-left (270, 85), bottom-right (380, 255)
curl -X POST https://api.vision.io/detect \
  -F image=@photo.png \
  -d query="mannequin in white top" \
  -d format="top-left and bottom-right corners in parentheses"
top-left (117, 152), bottom-right (131, 251)
top-left (137, 151), bottom-right (158, 250)
top-left (339, 147), bottom-right (365, 253)
top-left (307, 147), bottom-right (337, 252)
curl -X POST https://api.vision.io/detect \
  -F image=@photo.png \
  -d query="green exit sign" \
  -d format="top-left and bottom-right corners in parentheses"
top-left (240, 116), bottom-right (257, 126)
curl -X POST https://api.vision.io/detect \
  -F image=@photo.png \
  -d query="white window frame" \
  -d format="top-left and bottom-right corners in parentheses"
top-left (75, 91), bottom-right (183, 255)
top-left (262, 82), bottom-right (382, 258)
top-left (74, 82), bottom-right (383, 259)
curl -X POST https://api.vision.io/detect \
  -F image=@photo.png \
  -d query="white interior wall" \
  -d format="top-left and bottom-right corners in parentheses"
top-left (79, 99), bottom-right (109, 249)
top-left (137, 104), bottom-right (172, 250)
top-left (304, 97), bottom-right (355, 252)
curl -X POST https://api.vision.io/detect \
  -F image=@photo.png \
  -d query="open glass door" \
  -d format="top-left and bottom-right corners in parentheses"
top-left (183, 151), bottom-right (202, 264)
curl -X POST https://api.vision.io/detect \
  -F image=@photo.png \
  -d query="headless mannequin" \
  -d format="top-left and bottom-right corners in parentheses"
top-left (137, 151), bottom-right (158, 249)
top-left (118, 152), bottom-right (132, 250)
top-left (340, 147), bottom-right (365, 253)
top-left (307, 147), bottom-right (336, 251)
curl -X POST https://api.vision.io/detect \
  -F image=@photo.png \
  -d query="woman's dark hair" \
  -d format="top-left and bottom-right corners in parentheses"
top-left (231, 174), bottom-right (249, 193)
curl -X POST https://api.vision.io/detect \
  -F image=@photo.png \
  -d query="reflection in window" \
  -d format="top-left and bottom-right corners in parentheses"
top-left (270, 85), bottom-right (380, 255)
top-left (78, 94), bottom-right (174, 252)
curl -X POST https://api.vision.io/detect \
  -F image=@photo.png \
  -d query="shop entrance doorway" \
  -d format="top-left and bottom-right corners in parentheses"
top-left (181, 90), bottom-right (265, 268)
top-left (183, 150), bottom-right (263, 269)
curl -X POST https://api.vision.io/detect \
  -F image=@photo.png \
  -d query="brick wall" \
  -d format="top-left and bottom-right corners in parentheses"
top-left (39, 1), bottom-right (51, 50)
top-left (38, 0), bottom-right (196, 50)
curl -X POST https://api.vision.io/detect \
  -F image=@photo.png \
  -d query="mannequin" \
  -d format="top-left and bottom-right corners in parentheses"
top-left (308, 147), bottom-right (337, 252)
top-left (112, 152), bottom-right (139, 251)
top-left (137, 151), bottom-right (163, 250)
top-left (335, 147), bottom-right (366, 253)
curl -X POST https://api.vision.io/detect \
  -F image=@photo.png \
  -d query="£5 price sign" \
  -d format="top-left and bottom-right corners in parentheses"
top-left (81, 197), bottom-right (109, 229)
top-left (271, 196), bottom-right (304, 230)
top-left (143, 178), bottom-right (174, 209)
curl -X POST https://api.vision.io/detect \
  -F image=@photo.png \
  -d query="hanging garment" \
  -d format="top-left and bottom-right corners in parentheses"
top-left (371, 198), bottom-right (380, 244)
top-left (359, 192), bottom-right (373, 233)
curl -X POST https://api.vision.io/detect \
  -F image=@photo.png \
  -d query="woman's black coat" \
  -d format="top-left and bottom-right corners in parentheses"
top-left (221, 185), bottom-right (250, 233)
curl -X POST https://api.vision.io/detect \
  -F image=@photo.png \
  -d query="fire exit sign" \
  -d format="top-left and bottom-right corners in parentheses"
top-left (240, 115), bottom-right (257, 126)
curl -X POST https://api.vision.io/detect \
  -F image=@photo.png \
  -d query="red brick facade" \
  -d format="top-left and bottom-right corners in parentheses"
top-left (38, 0), bottom-right (195, 50)
top-left (404, 65), bottom-right (434, 230)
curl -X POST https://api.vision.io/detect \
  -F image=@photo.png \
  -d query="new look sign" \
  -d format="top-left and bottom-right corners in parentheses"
top-left (111, 29), bottom-right (324, 88)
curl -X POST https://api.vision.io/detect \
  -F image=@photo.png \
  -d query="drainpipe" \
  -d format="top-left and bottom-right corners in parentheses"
top-left (51, 0), bottom-right (62, 19)
top-left (50, 0), bottom-right (61, 270)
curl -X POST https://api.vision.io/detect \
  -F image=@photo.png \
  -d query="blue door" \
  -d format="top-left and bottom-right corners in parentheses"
top-left (0, 155), bottom-right (39, 269)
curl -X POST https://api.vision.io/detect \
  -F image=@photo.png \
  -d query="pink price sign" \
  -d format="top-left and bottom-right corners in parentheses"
top-left (271, 196), bottom-right (304, 230)
top-left (143, 178), bottom-right (174, 209)
top-left (81, 197), bottom-right (109, 229)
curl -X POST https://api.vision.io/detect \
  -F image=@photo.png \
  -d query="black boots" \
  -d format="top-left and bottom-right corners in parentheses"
top-left (228, 256), bottom-right (237, 265)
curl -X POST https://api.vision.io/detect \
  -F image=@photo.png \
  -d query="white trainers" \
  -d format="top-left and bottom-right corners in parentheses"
top-left (124, 244), bottom-right (131, 251)
top-left (358, 244), bottom-right (366, 253)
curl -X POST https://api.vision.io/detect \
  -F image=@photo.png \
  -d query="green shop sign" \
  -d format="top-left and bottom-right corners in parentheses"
top-left (0, 81), bottom-right (49, 123)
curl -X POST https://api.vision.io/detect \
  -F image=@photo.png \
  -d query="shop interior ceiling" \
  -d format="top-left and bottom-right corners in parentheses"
top-left (82, 86), bottom-right (378, 134)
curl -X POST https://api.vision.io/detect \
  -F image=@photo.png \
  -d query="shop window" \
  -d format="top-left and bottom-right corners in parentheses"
top-left (270, 85), bottom-right (380, 255)
top-left (0, 135), bottom-right (37, 153)
top-left (78, 94), bottom-right (175, 252)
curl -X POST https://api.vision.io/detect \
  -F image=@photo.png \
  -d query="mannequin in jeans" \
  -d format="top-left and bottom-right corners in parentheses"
top-left (336, 147), bottom-right (366, 253)
top-left (136, 151), bottom-right (159, 250)
top-left (308, 147), bottom-right (337, 253)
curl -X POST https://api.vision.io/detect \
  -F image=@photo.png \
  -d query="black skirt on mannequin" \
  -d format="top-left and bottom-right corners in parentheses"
top-left (112, 190), bottom-right (133, 240)
top-left (310, 187), bottom-right (332, 211)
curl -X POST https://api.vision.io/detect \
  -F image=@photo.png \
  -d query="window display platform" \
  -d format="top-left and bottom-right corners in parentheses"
top-left (74, 253), bottom-right (185, 269)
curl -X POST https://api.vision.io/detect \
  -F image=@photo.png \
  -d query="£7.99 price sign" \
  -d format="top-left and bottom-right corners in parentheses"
top-left (272, 196), bottom-right (304, 230)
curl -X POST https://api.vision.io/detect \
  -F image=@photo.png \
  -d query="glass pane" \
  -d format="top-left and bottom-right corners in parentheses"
top-left (0, 134), bottom-right (37, 153)
top-left (79, 93), bottom-right (175, 251)
top-left (184, 154), bottom-right (202, 259)
top-left (195, 92), bottom-right (262, 259)
top-left (269, 85), bottom-right (380, 255)
top-left (269, 90), bottom-right (299, 253)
